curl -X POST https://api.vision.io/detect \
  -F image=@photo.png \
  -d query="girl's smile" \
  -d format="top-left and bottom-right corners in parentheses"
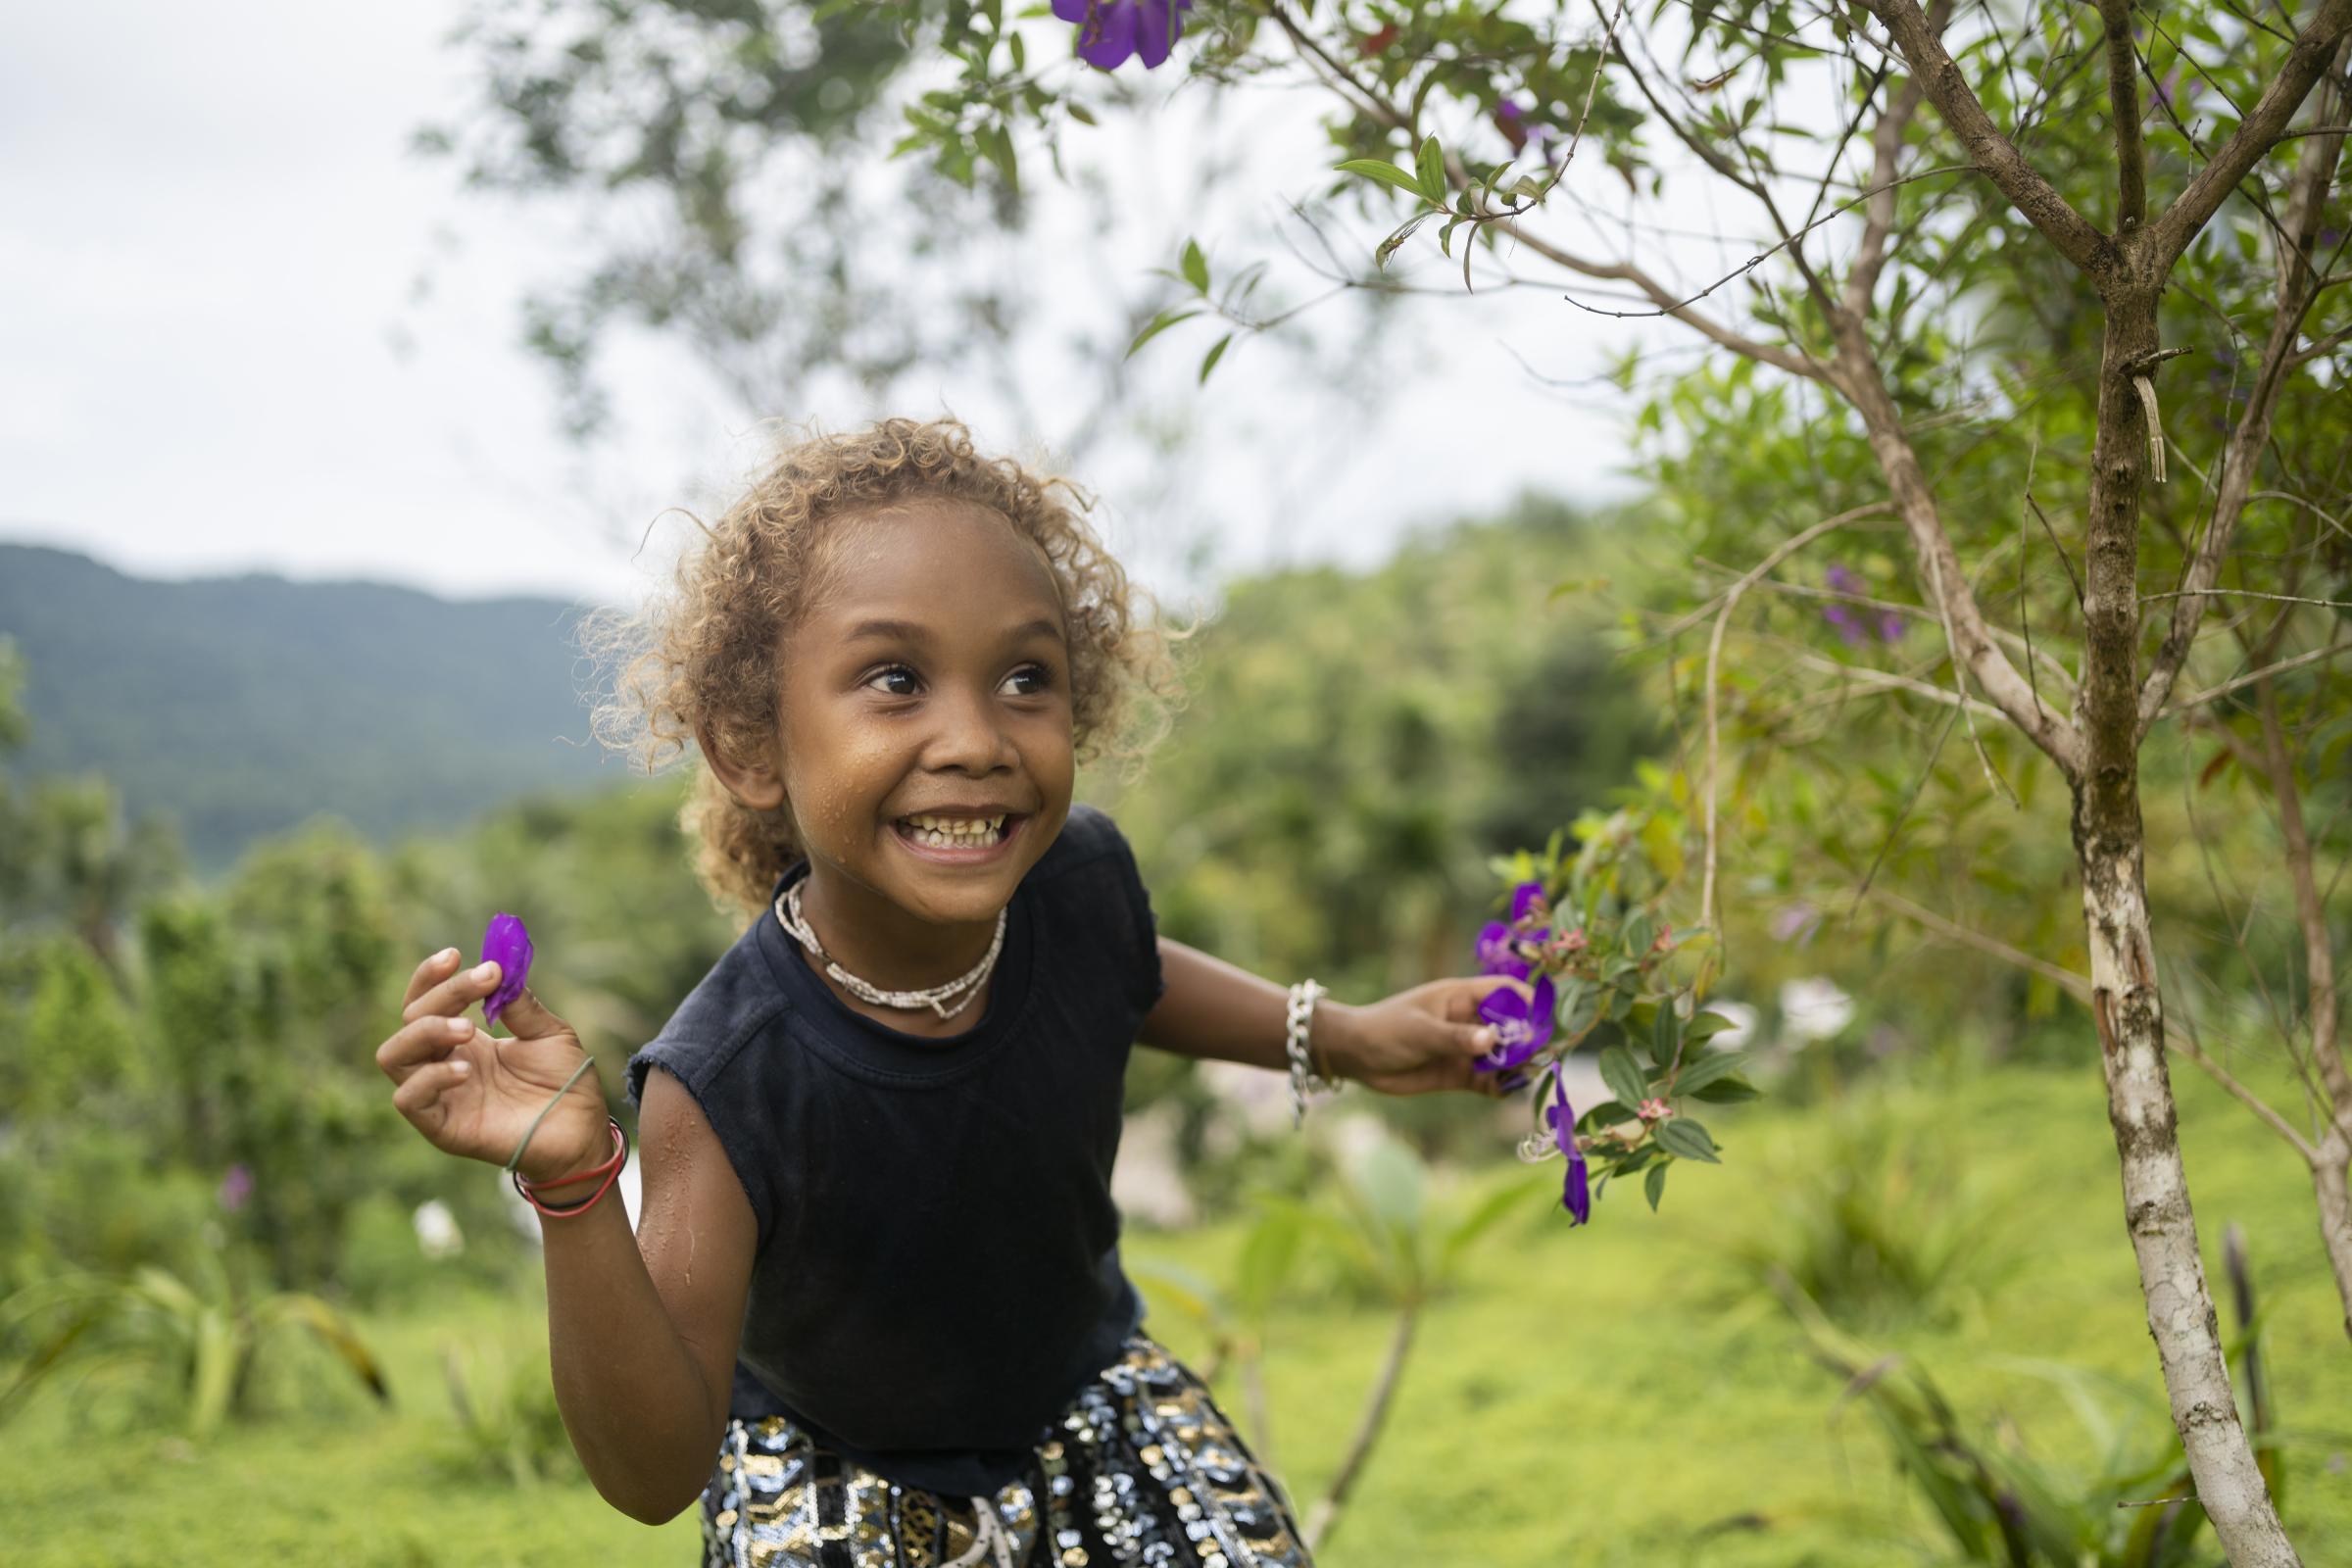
top-left (889, 808), bottom-right (1029, 861)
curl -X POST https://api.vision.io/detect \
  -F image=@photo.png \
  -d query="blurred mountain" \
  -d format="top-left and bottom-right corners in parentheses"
top-left (0, 542), bottom-right (639, 875)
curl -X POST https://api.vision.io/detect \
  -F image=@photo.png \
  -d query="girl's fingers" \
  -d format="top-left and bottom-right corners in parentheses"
top-left (1441, 973), bottom-right (1527, 1023)
top-left (402, 957), bottom-right (507, 1025)
top-left (1455, 1020), bottom-right (1499, 1058)
top-left (402, 948), bottom-right (463, 1010)
top-left (376, 1014), bottom-right (476, 1079)
top-left (391, 1056), bottom-right (472, 1116)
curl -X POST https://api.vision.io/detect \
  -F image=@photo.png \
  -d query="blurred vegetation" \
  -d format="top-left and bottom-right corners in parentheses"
top-left (3, 489), bottom-right (2346, 1559)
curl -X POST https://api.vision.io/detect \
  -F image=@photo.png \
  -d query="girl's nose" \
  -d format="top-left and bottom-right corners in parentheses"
top-left (924, 686), bottom-right (1016, 774)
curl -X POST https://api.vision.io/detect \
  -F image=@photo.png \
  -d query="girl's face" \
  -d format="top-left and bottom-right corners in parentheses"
top-left (770, 499), bottom-right (1076, 931)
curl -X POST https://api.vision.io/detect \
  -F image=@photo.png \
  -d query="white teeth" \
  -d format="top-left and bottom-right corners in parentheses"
top-left (904, 815), bottom-right (1006, 849)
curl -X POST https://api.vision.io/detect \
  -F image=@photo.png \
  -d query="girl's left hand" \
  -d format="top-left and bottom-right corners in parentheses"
top-left (1325, 975), bottom-right (1532, 1098)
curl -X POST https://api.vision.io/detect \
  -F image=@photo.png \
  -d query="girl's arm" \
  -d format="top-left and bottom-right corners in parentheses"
top-left (377, 950), bottom-right (754, 1524)
top-left (540, 1068), bottom-right (757, 1524)
top-left (1138, 936), bottom-right (1522, 1097)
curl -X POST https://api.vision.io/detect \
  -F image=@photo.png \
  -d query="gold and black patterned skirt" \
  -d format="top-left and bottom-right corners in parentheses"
top-left (699, 1335), bottom-right (1315, 1568)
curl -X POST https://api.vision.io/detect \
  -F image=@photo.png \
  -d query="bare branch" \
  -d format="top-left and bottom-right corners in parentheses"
top-left (1859, 0), bottom-right (2116, 275)
top-left (1266, 2), bottom-right (1834, 381)
top-left (2098, 0), bottom-right (2147, 228)
top-left (2260, 678), bottom-right (2351, 1111)
top-left (1695, 505), bottom-right (1889, 931)
top-left (2156, 636), bottom-right (2350, 717)
top-left (2137, 38), bottom-right (2352, 731)
top-left (1862, 886), bottom-right (2320, 1160)
top-left (1844, 0), bottom-right (1954, 317)
top-left (2146, 0), bottom-right (2352, 269)
top-left (1831, 329), bottom-right (2086, 773)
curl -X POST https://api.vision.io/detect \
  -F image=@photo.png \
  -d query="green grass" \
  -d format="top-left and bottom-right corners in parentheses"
top-left (7, 1057), bottom-right (2349, 1566)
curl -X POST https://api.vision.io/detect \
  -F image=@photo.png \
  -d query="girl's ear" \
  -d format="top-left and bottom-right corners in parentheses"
top-left (696, 718), bottom-right (788, 811)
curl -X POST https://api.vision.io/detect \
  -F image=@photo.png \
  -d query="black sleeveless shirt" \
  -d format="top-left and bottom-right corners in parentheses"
top-left (622, 805), bottom-right (1159, 1495)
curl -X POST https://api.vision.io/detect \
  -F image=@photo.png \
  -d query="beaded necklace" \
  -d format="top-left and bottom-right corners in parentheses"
top-left (773, 879), bottom-right (1005, 1021)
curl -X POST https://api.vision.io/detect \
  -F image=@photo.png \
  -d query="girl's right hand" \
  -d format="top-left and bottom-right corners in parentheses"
top-left (375, 948), bottom-right (612, 1185)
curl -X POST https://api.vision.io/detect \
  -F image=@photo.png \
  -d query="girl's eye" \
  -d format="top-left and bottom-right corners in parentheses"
top-left (1003, 663), bottom-right (1054, 697)
top-left (866, 665), bottom-right (920, 698)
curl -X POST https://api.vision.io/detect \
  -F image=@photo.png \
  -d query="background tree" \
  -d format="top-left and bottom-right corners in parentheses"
top-left (872, 2), bottom-right (2352, 1560)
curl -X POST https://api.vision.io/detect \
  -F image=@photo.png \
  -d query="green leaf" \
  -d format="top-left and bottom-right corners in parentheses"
top-left (1671, 1050), bottom-right (1748, 1097)
top-left (1375, 213), bottom-right (1433, 268)
top-left (1576, 1098), bottom-right (1639, 1131)
top-left (1644, 1162), bottom-right (1669, 1211)
top-left (1656, 1117), bottom-right (1721, 1163)
top-left (1067, 101), bottom-right (1097, 125)
top-left (1598, 1044), bottom-right (1647, 1108)
top-left (1198, 332), bottom-right (1233, 383)
top-left (1685, 1008), bottom-right (1741, 1042)
top-left (1234, 1202), bottom-right (1304, 1320)
top-left (1125, 308), bottom-right (1201, 359)
top-left (1649, 998), bottom-right (1680, 1070)
top-left (1336, 157), bottom-right (1427, 198)
top-left (1691, 1075), bottom-right (1761, 1103)
top-left (1415, 133), bottom-right (1446, 204)
top-left (1180, 238), bottom-right (1209, 294)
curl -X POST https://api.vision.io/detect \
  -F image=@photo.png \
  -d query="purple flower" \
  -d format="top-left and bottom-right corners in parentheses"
top-left (1474, 976), bottom-right (1556, 1073)
top-left (1476, 881), bottom-right (1551, 980)
top-left (1053, 0), bottom-right (1192, 71)
top-left (219, 1163), bottom-right (253, 1213)
top-left (1823, 564), bottom-right (1870, 648)
top-left (2154, 67), bottom-right (2203, 113)
top-left (1877, 610), bottom-right (1905, 643)
top-left (479, 911), bottom-right (534, 1028)
top-left (1475, 923), bottom-right (1530, 979)
top-left (1542, 1070), bottom-right (1592, 1224)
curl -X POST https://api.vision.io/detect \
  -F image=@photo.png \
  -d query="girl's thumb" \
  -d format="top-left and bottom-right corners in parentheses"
top-left (492, 984), bottom-right (567, 1041)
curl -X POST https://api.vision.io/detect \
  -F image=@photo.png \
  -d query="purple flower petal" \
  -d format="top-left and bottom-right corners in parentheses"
top-left (1077, 0), bottom-right (1139, 70)
top-left (1476, 921), bottom-right (1532, 980)
top-left (479, 911), bottom-right (534, 1028)
top-left (1475, 976), bottom-right (1555, 1072)
top-left (1544, 1070), bottom-right (1592, 1224)
top-left (1508, 880), bottom-right (1547, 922)
top-left (1133, 0), bottom-right (1184, 68)
top-left (1052, 0), bottom-right (1088, 20)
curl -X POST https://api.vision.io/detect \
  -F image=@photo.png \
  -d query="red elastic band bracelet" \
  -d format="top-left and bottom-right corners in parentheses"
top-left (513, 1118), bottom-right (628, 1217)
top-left (526, 1118), bottom-right (627, 1188)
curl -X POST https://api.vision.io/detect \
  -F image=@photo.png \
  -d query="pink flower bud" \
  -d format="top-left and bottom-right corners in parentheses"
top-left (1638, 1098), bottom-right (1671, 1122)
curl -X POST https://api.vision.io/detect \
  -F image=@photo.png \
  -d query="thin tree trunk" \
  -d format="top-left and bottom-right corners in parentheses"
top-left (2077, 284), bottom-right (2299, 1566)
top-left (1302, 1298), bottom-right (1418, 1552)
top-left (2258, 680), bottom-right (2352, 1344)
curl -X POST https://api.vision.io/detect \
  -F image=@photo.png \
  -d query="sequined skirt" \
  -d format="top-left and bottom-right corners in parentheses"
top-left (699, 1335), bottom-right (1314, 1568)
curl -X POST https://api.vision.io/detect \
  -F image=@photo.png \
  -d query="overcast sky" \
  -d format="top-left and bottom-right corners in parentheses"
top-left (0, 4), bottom-right (1741, 612)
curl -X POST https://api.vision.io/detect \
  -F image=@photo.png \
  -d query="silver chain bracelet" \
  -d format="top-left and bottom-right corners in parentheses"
top-left (1285, 979), bottom-right (1340, 1128)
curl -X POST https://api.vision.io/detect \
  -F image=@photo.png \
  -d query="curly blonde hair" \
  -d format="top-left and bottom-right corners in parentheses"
top-left (579, 416), bottom-right (1182, 920)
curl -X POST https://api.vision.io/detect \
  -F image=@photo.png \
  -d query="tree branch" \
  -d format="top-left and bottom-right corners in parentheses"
top-left (2155, 635), bottom-right (2349, 717)
top-left (2146, 0), bottom-right (2352, 269)
top-left (1267, 2), bottom-right (1834, 382)
top-left (2098, 0), bottom-right (2147, 229)
top-left (1844, 0), bottom-right (1955, 318)
top-left (1829, 325), bottom-right (2086, 774)
top-left (2137, 37), bottom-right (2352, 730)
top-left (1859, 0), bottom-right (2116, 276)
top-left (1862, 886), bottom-right (2319, 1161)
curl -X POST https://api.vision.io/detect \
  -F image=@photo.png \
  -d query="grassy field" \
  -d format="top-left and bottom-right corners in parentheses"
top-left (7, 1056), bottom-right (2349, 1567)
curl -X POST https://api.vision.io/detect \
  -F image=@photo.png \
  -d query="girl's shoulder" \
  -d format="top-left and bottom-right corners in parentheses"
top-left (621, 913), bottom-right (790, 1108)
top-left (1028, 802), bottom-right (1136, 883)
top-left (1028, 803), bottom-right (1162, 1014)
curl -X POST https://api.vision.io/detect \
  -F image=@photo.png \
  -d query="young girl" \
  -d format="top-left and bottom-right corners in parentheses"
top-left (375, 417), bottom-right (1520, 1567)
